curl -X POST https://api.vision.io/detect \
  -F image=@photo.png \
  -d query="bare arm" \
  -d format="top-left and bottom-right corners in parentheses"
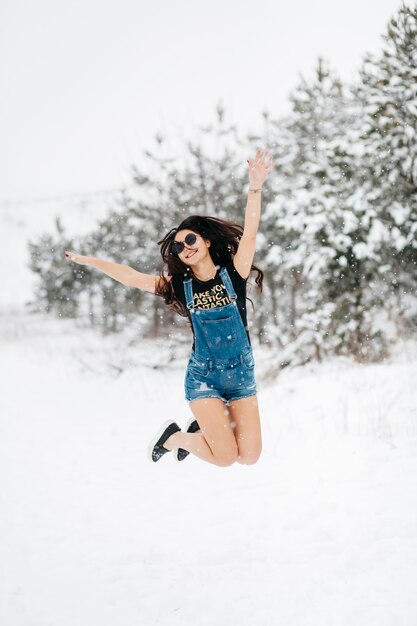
top-left (233, 189), bottom-right (262, 279)
top-left (233, 149), bottom-right (275, 279)
top-left (64, 251), bottom-right (165, 293)
top-left (124, 266), bottom-right (171, 292)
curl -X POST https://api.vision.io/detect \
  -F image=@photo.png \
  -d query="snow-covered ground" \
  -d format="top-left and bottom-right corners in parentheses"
top-left (1, 308), bottom-right (417, 626)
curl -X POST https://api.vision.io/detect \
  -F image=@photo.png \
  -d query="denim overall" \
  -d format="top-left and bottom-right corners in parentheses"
top-left (183, 266), bottom-right (257, 404)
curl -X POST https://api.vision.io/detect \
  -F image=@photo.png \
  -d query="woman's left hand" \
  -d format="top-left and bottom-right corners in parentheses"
top-left (247, 149), bottom-right (275, 189)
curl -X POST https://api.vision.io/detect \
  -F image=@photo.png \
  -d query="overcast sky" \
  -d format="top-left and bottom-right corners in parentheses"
top-left (0, 0), bottom-right (404, 203)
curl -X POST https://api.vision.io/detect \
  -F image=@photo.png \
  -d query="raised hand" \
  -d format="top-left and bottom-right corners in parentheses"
top-left (247, 149), bottom-right (275, 190)
top-left (64, 250), bottom-right (89, 265)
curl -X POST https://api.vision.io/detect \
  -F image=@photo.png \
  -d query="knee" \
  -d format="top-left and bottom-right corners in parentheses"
top-left (237, 447), bottom-right (262, 465)
top-left (213, 446), bottom-right (239, 467)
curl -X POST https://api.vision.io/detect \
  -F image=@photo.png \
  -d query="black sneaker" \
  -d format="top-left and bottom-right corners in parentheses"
top-left (176, 418), bottom-right (200, 462)
top-left (148, 420), bottom-right (181, 463)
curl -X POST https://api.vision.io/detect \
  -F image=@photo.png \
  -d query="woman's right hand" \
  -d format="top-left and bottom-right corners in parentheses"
top-left (64, 250), bottom-right (89, 265)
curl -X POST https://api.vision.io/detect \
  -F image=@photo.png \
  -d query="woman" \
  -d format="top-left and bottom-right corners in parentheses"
top-left (65, 148), bottom-right (275, 467)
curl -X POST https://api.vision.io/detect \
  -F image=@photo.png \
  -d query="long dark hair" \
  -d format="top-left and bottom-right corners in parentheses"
top-left (155, 215), bottom-right (264, 316)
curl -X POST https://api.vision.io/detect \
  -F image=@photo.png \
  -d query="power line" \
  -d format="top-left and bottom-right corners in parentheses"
top-left (0, 184), bottom-right (137, 208)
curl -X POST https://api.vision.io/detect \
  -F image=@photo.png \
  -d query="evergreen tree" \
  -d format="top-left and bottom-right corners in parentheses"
top-left (260, 58), bottom-right (372, 363)
top-left (28, 217), bottom-right (90, 319)
top-left (28, 105), bottom-right (255, 339)
top-left (353, 0), bottom-right (417, 336)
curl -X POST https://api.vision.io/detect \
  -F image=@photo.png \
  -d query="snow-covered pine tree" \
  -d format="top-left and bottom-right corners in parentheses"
top-left (261, 58), bottom-right (367, 364)
top-left (121, 104), bottom-right (253, 338)
top-left (353, 0), bottom-right (417, 341)
top-left (30, 105), bottom-right (260, 343)
top-left (27, 217), bottom-right (88, 319)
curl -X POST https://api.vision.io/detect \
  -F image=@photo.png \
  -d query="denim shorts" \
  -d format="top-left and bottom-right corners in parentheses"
top-left (184, 347), bottom-right (257, 404)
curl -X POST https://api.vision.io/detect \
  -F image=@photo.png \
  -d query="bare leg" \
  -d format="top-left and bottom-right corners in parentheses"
top-left (164, 397), bottom-right (238, 467)
top-left (228, 395), bottom-right (262, 464)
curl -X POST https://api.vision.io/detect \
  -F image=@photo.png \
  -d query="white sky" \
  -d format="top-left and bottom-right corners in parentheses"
top-left (0, 0), bottom-right (404, 203)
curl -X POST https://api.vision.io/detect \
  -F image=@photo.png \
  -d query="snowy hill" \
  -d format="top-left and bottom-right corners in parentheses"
top-left (1, 308), bottom-right (417, 626)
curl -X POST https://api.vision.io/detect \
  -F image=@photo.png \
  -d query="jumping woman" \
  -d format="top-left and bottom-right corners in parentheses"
top-left (65, 148), bottom-right (275, 467)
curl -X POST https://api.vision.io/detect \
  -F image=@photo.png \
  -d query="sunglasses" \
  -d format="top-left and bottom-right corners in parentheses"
top-left (171, 233), bottom-right (197, 255)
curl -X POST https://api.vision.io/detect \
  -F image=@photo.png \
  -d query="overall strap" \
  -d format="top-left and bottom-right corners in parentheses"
top-left (219, 267), bottom-right (237, 300)
top-left (183, 277), bottom-right (194, 310)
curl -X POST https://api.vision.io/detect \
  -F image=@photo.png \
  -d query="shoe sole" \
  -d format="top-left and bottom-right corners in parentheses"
top-left (147, 419), bottom-right (178, 463)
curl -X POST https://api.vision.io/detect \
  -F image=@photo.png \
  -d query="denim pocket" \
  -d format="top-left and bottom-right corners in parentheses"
top-left (242, 350), bottom-right (255, 369)
top-left (200, 316), bottom-right (237, 348)
top-left (187, 357), bottom-right (209, 379)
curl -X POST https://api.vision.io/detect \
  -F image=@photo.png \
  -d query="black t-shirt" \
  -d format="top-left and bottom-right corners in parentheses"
top-left (171, 260), bottom-right (250, 350)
